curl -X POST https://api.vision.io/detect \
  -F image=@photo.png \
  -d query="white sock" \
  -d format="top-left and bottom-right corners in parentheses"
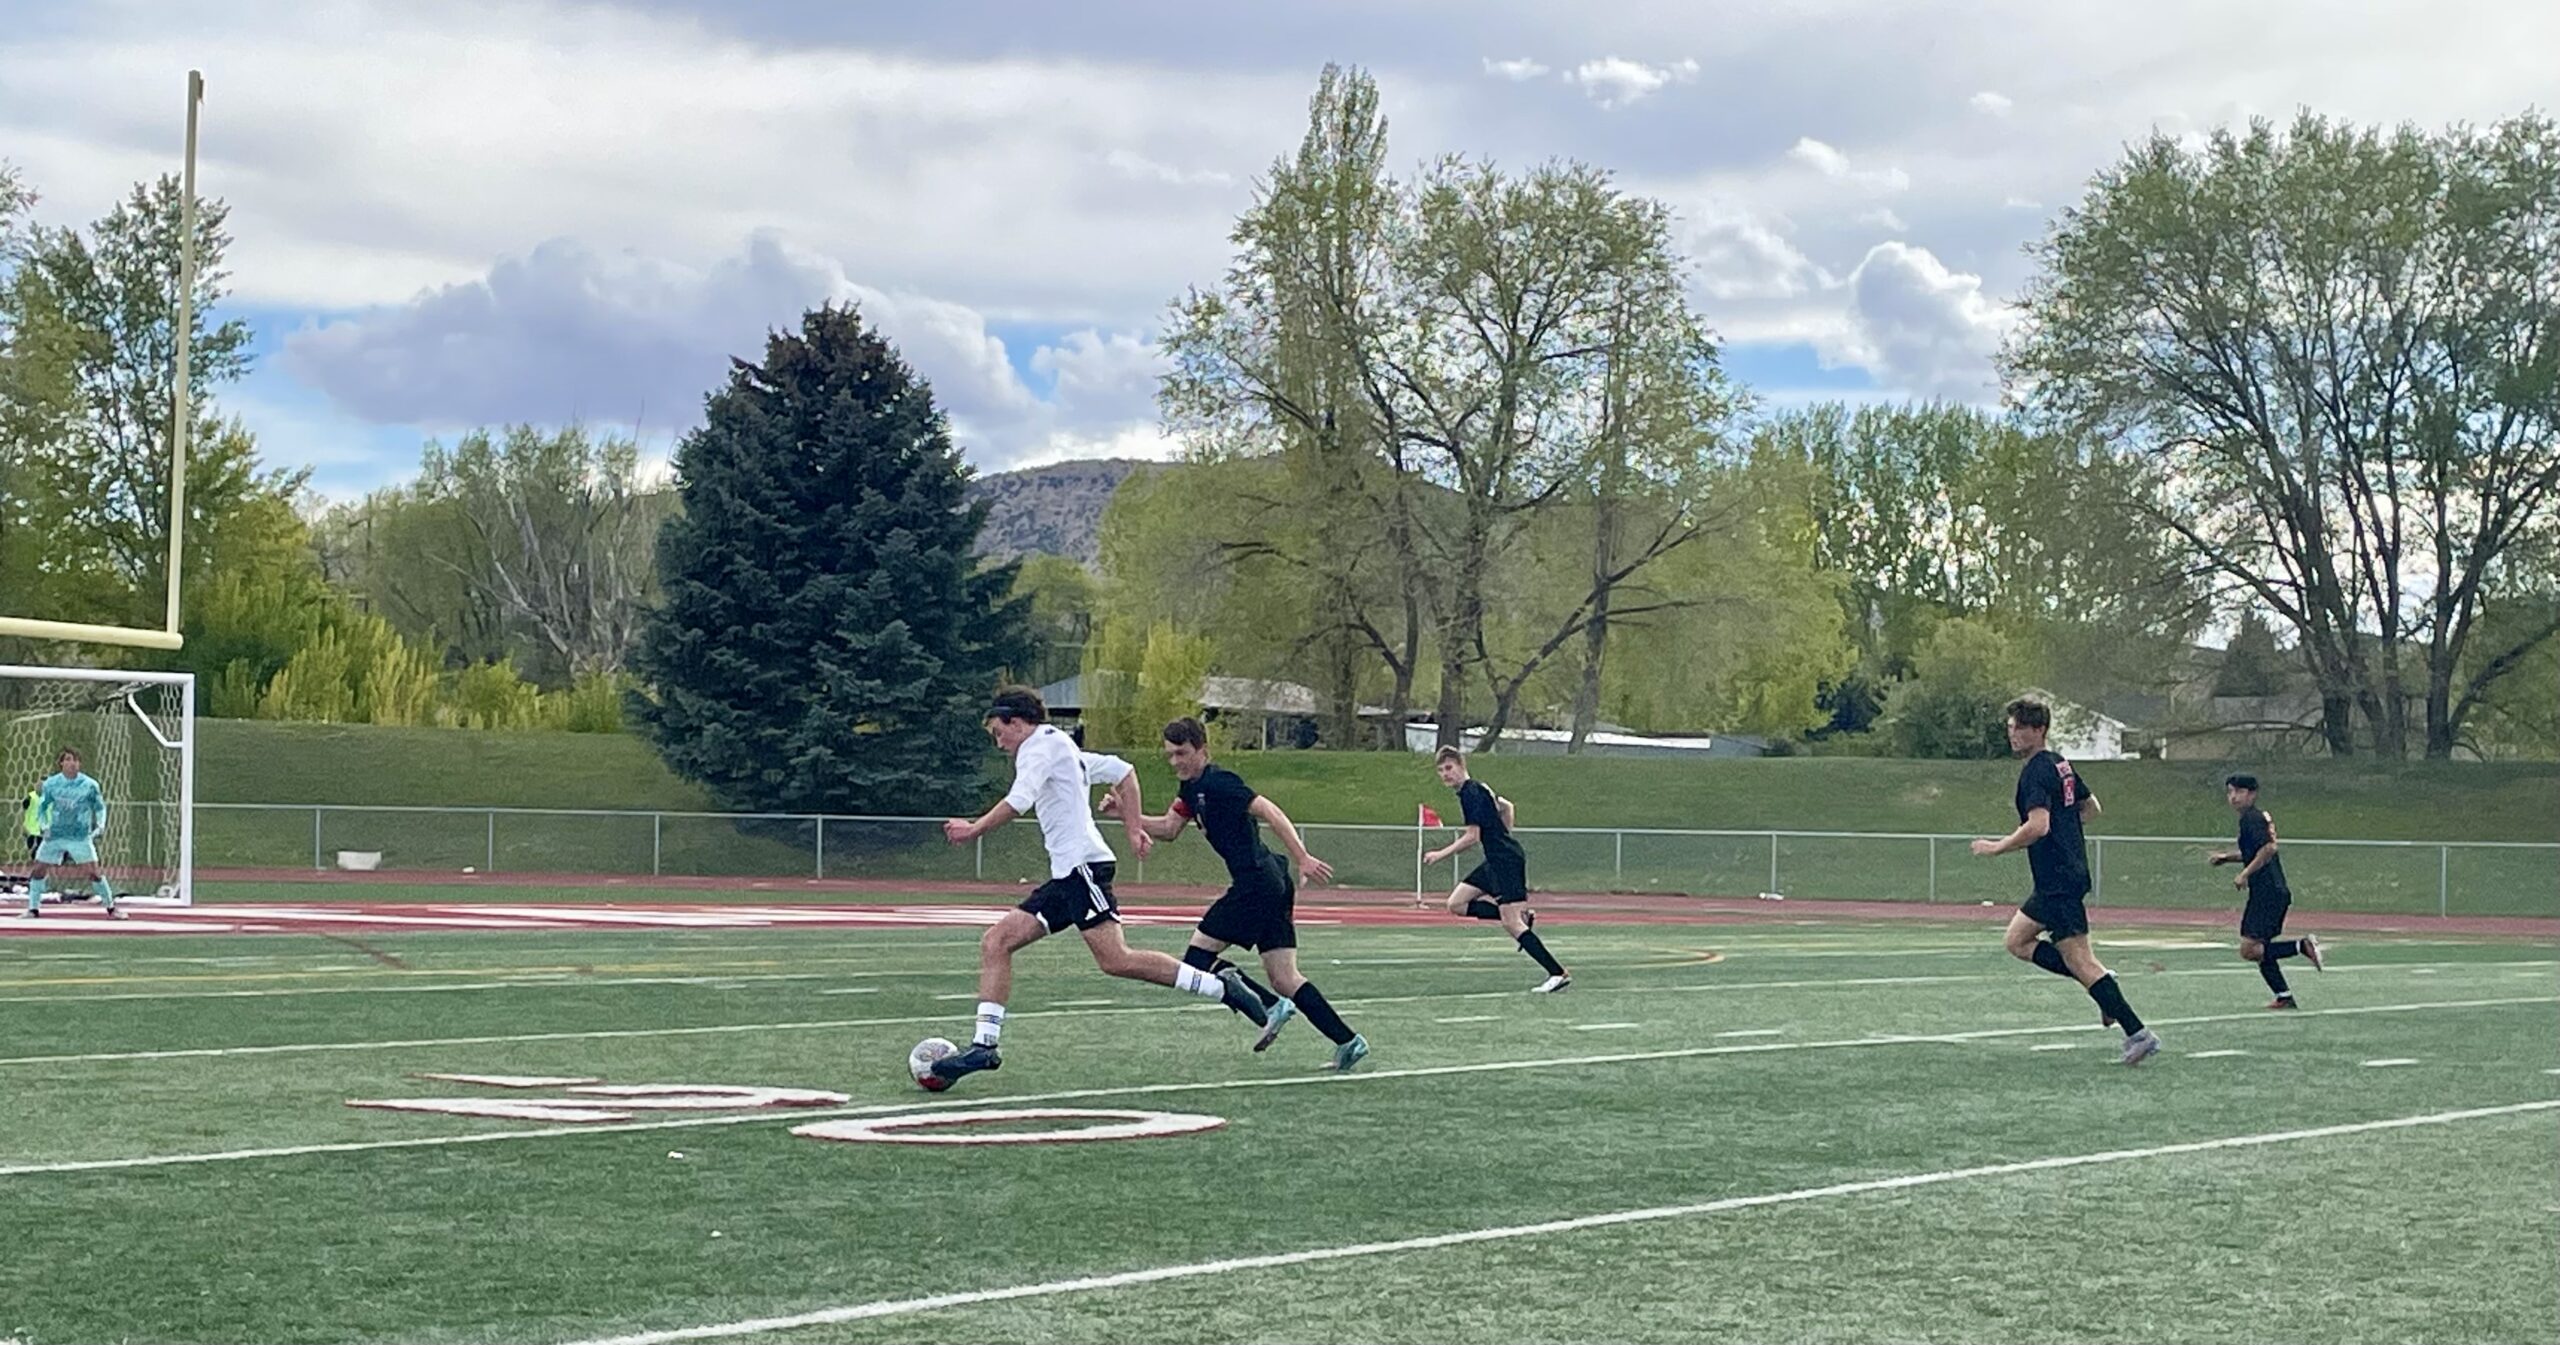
top-left (973, 1001), bottom-right (1006, 1048)
top-left (1173, 964), bottom-right (1227, 1001)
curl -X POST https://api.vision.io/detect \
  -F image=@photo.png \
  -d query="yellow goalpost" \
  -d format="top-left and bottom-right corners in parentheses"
top-left (0, 70), bottom-right (204, 654)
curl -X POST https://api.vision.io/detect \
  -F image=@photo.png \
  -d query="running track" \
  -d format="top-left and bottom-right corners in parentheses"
top-left (1, 867), bottom-right (2551, 938)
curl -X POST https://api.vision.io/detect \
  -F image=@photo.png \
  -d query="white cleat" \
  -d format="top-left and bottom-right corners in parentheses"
top-left (1531, 974), bottom-right (1572, 994)
top-left (2300, 933), bottom-right (2325, 972)
top-left (2119, 1028), bottom-right (2162, 1066)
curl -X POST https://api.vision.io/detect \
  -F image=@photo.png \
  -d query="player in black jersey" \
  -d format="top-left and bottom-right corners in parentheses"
top-left (2208, 773), bottom-right (2325, 1007)
top-left (1426, 747), bottom-right (1570, 992)
top-left (1124, 718), bottom-right (1371, 1071)
top-left (1970, 697), bottom-right (2160, 1065)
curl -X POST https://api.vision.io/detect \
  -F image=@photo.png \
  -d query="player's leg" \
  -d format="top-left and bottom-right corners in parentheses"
top-left (1186, 906), bottom-right (1281, 1019)
top-left (2053, 931), bottom-right (2158, 1062)
top-left (1498, 899), bottom-right (1568, 991)
top-left (1445, 879), bottom-right (1500, 921)
top-left (21, 845), bottom-right (56, 917)
top-left (931, 908), bottom-right (1050, 1085)
top-left (66, 847), bottom-right (116, 916)
top-left (1258, 946), bottom-right (1366, 1070)
top-left (2005, 907), bottom-right (2075, 978)
top-left (2249, 896), bottom-right (2308, 1002)
top-left (1081, 921), bottom-right (1269, 1024)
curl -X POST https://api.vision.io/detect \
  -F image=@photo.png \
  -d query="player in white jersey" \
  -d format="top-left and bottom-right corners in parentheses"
top-left (933, 687), bottom-right (1266, 1087)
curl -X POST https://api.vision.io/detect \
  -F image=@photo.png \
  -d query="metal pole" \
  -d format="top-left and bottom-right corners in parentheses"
top-left (1614, 830), bottom-right (1623, 888)
top-left (2439, 845), bottom-right (2449, 918)
top-left (2093, 837), bottom-right (2103, 902)
top-left (975, 835), bottom-right (984, 880)
top-left (165, 71), bottom-right (203, 638)
top-left (814, 817), bottom-right (825, 879)
top-left (1769, 832), bottom-right (1779, 896)
top-left (485, 810), bottom-right (495, 873)
top-left (652, 813), bottom-right (662, 877)
top-left (1927, 836), bottom-right (1937, 903)
top-left (312, 806), bottom-right (322, 871)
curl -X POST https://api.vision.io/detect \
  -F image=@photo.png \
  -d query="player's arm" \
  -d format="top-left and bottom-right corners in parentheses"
top-left (1496, 795), bottom-right (1516, 829)
top-left (1971, 807), bottom-right (2050, 857)
top-left (1424, 825), bottom-right (1481, 866)
top-left (89, 781), bottom-right (106, 839)
top-left (1250, 795), bottom-right (1333, 885)
top-left (943, 800), bottom-right (1019, 844)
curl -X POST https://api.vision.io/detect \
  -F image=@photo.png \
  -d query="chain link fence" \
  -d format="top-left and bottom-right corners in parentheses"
top-left (193, 803), bottom-right (2559, 919)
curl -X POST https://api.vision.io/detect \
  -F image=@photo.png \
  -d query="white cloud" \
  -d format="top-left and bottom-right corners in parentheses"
top-left (1103, 149), bottom-right (1235, 188)
top-left (1682, 208), bottom-right (1833, 302)
top-left (1857, 207), bottom-right (1909, 232)
top-left (280, 232), bottom-right (1164, 471)
top-left (1566, 57), bottom-right (1700, 109)
top-left (1969, 90), bottom-right (2015, 116)
top-left (1482, 56), bottom-right (1549, 81)
top-left (2002, 195), bottom-right (2044, 210)
top-left (1787, 137), bottom-right (1911, 192)
top-left (1824, 241), bottom-right (2014, 402)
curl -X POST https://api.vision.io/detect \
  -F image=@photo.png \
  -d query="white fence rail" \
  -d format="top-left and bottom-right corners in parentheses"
top-left (190, 804), bottom-right (2559, 920)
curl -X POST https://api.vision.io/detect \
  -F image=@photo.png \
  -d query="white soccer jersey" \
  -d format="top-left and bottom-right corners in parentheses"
top-left (1078, 752), bottom-right (1133, 788)
top-left (1003, 725), bottom-right (1117, 878)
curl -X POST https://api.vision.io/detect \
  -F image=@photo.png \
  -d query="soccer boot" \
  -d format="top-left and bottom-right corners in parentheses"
top-left (1217, 968), bottom-right (1270, 1026)
top-left (1252, 996), bottom-right (1296, 1052)
top-left (928, 1044), bottom-right (1002, 1087)
top-left (1332, 1033), bottom-right (1371, 1073)
top-left (2118, 1028), bottom-right (2162, 1066)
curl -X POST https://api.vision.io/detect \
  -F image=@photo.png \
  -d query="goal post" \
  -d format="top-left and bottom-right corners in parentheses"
top-left (0, 665), bottom-right (196, 906)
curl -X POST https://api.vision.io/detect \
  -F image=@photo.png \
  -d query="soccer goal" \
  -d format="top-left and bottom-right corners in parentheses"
top-left (0, 666), bottom-right (195, 906)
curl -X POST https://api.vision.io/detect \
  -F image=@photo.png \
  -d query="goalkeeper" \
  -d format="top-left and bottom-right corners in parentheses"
top-left (21, 748), bottom-right (121, 919)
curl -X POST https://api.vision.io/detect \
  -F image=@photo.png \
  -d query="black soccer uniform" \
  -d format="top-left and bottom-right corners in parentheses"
top-left (1176, 764), bottom-right (1298, 951)
top-left (1457, 778), bottom-right (1529, 903)
top-left (2015, 749), bottom-right (2095, 939)
top-left (2235, 805), bottom-right (2292, 940)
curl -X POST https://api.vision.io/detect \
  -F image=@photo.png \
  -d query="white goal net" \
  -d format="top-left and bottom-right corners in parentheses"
top-left (0, 666), bottom-right (195, 906)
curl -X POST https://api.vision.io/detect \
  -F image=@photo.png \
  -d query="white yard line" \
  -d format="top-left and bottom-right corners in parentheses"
top-left (1570, 1023), bottom-right (1640, 1032)
top-left (1433, 1016), bottom-right (1500, 1024)
top-left (2187, 1049), bottom-right (2249, 1058)
top-left (558, 1099), bottom-right (2560, 1345)
top-left (2, 994), bottom-right (2547, 1179)
top-left (2361, 1058), bottom-right (2421, 1067)
top-left (1714, 1028), bottom-right (1783, 1038)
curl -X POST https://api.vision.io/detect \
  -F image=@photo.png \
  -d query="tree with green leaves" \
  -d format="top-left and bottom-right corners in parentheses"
top-left (1885, 617), bottom-right (2024, 759)
top-left (630, 304), bottom-right (1029, 815)
top-left (2009, 111), bottom-right (2560, 758)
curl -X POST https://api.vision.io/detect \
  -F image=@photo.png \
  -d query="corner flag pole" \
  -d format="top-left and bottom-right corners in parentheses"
top-left (164, 69), bottom-right (203, 639)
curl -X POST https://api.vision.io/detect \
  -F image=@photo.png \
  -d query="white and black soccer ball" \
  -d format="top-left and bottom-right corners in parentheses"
top-left (908, 1036), bottom-right (958, 1092)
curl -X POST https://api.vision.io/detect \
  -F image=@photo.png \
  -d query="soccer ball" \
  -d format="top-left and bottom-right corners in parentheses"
top-left (908, 1036), bottom-right (958, 1092)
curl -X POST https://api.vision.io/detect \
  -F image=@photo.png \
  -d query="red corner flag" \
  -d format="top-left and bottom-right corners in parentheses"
top-left (1419, 804), bottom-right (1442, 828)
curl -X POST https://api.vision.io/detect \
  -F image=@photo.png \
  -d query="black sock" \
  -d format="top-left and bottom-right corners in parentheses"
top-left (1289, 982), bottom-right (1358, 1045)
top-left (2029, 941), bottom-right (2074, 978)
top-left (1464, 898), bottom-right (1501, 921)
top-left (2258, 955), bottom-right (2292, 998)
top-left (1181, 946), bottom-right (1218, 971)
top-left (1516, 929), bottom-right (1566, 977)
top-left (1217, 959), bottom-right (1281, 1008)
top-left (2087, 974), bottom-right (2144, 1036)
top-left (2266, 939), bottom-right (2301, 959)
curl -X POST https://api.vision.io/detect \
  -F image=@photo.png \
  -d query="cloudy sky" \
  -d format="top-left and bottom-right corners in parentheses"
top-left (1, 0), bottom-right (2549, 495)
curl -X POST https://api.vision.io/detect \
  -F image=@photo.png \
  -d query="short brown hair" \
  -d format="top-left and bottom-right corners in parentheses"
top-left (2002, 697), bottom-right (2050, 731)
top-left (56, 747), bottom-right (80, 765)
top-left (1163, 717), bottom-right (1208, 749)
top-left (1433, 745), bottom-right (1465, 766)
top-left (985, 685), bottom-right (1047, 724)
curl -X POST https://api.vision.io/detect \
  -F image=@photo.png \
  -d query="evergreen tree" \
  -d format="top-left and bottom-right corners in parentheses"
top-left (630, 304), bottom-right (1028, 815)
top-left (2213, 609), bottom-right (2287, 698)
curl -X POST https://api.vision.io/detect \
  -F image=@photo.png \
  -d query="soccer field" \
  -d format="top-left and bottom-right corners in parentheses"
top-left (5, 902), bottom-right (2556, 1344)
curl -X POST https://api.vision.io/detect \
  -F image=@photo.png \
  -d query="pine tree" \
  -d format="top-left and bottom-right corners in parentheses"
top-left (630, 304), bottom-right (1029, 815)
top-left (2214, 610), bottom-right (2287, 698)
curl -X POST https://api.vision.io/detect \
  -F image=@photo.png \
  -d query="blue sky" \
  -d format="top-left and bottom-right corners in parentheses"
top-left (2, 0), bottom-right (2548, 496)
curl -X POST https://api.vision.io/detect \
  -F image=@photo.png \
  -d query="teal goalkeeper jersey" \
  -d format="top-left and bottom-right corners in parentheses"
top-left (37, 772), bottom-right (105, 840)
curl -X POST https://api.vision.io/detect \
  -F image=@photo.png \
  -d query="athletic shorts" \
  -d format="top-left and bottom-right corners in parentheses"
top-left (1018, 862), bottom-right (1119, 933)
top-left (1462, 856), bottom-right (1530, 904)
top-left (34, 837), bottom-right (97, 867)
top-left (1198, 857), bottom-right (1297, 952)
top-left (2019, 889), bottom-right (2090, 941)
top-left (2240, 888), bottom-right (2293, 941)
